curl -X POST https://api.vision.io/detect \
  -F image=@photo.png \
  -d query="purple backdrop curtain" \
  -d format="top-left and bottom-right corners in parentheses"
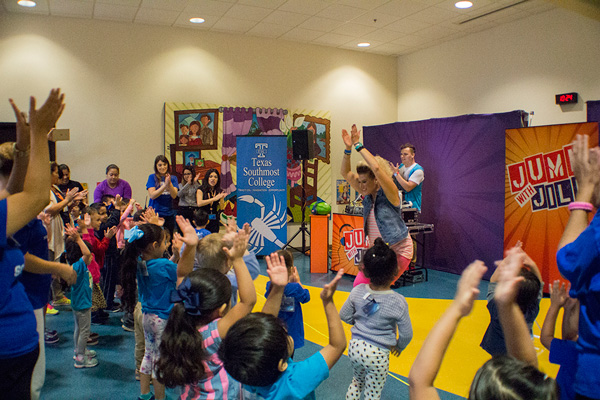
top-left (256, 108), bottom-right (285, 135)
top-left (364, 111), bottom-right (526, 276)
top-left (222, 107), bottom-right (253, 194)
top-left (587, 100), bottom-right (600, 123)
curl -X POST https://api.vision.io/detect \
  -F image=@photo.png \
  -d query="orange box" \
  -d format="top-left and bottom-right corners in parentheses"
top-left (310, 215), bottom-right (329, 273)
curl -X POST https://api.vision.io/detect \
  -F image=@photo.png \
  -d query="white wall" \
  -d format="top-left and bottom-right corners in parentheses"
top-left (397, 8), bottom-right (600, 126)
top-left (0, 13), bottom-right (398, 204)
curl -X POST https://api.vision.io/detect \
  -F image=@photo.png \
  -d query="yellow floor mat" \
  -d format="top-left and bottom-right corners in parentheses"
top-left (252, 275), bottom-right (560, 397)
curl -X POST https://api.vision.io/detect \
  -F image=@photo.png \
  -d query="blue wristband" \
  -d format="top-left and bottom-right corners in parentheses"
top-left (344, 149), bottom-right (351, 155)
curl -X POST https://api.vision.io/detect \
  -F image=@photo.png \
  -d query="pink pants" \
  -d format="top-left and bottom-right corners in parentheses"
top-left (353, 253), bottom-right (411, 287)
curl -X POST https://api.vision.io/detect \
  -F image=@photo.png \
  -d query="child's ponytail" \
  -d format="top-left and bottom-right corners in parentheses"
top-left (120, 223), bottom-right (165, 312)
top-left (156, 269), bottom-right (232, 387)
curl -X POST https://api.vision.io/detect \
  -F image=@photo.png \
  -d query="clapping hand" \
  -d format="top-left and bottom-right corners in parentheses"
top-left (64, 223), bottom-right (80, 240)
top-left (104, 226), bottom-right (117, 239)
top-left (494, 247), bottom-right (525, 307)
top-left (28, 88), bottom-right (66, 138)
top-left (453, 260), bottom-right (487, 317)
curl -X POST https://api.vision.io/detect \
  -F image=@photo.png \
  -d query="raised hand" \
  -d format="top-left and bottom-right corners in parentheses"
top-left (494, 247), bottom-right (525, 306)
top-left (390, 162), bottom-right (400, 176)
top-left (176, 215), bottom-right (198, 248)
top-left (83, 213), bottom-right (92, 229)
top-left (572, 134), bottom-right (600, 198)
top-left (37, 211), bottom-right (52, 227)
top-left (266, 252), bottom-right (288, 288)
top-left (104, 225), bottom-right (117, 239)
top-left (290, 266), bottom-right (301, 284)
top-left (342, 128), bottom-right (353, 148)
top-left (223, 229), bottom-right (248, 260)
top-left (171, 232), bottom-right (183, 255)
top-left (194, 171), bottom-right (202, 183)
top-left (74, 189), bottom-right (88, 202)
top-left (8, 98), bottom-right (30, 150)
top-left (549, 280), bottom-right (569, 308)
top-left (350, 124), bottom-right (361, 145)
top-left (29, 88), bottom-right (65, 138)
top-left (321, 269), bottom-right (344, 302)
top-left (453, 260), bottom-right (487, 317)
top-left (65, 187), bottom-right (80, 201)
top-left (64, 223), bottom-right (80, 239)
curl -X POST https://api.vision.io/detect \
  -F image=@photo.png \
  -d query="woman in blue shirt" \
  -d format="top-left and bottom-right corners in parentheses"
top-left (146, 155), bottom-right (178, 235)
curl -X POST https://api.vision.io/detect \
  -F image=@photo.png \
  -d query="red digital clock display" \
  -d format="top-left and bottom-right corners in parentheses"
top-left (555, 92), bottom-right (578, 105)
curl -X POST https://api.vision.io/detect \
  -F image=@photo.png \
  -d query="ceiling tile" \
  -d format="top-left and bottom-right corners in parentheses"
top-left (223, 4), bottom-right (272, 22)
top-left (279, 27), bottom-right (324, 42)
top-left (311, 32), bottom-right (355, 46)
top-left (95, 0), bottom-right (141, 5)
top-left (182, 0), bottom-right (233, 17)
top-left (210, 16), bottom-right (257, 33)
top-left (391, 33), bottom-right (430, 46)
top-left (298, 16), bottom-right (344, 32)
top-left (373, 0), bottom-right (429, 18)
top-left (246, 21), bottom-right (292, 38)
top-left (237, 0), bottom-right (286, 10)
top-left (317, 4), bottom-right (366, 22)
top-left (93, 2), bottom-right (138, 21)
top-left (360, 28), bottom-right (404, 42)
top-left (48, 0), bottom-right (93, 17)
top-left (384, 17), bottom-right (430, 33)
top-left (134, 7), bottom-right (180, 25)
top-left (173, 12), bottom-right (218, 28)
top-left (369, 41), bottom-right (411, 55)
top-left (339, 39), bottom-right (385, 50)
top-left (278, 0), bottom-right (331, 15)
top-left (140, 0), bottom-right (187, 11)
top-left (262, 10), bottom-right (309, 26)
top-left (336, 0), bottom-right (390, 11)
top-left (434, 0), bottom-right (494, 14)
top-left (408, 5), bottom-right (459, 24)
top-left (413, 23), bottom-right (458, 39)
top-left (351, 11), bottom-right (400, 27)
top-left (331, 22), bottom-right (375, 36)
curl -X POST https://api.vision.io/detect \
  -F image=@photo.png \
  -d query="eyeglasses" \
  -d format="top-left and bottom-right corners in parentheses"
top-left (183, 172), bottom-right (192, 175)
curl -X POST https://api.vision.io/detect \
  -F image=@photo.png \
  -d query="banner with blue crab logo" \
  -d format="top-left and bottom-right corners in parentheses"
top-left (236, 136), bottom-right (288, 255)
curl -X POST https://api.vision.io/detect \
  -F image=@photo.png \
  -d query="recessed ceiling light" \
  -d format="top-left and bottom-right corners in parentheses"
top-left (455, 1), bottom-right (473, 9)
top-left (357, 42), bottom-right (370, 47)
top-left (189, 17), bottom-right (205, 24)
top-left (17, 0), bottom-right (36, 7)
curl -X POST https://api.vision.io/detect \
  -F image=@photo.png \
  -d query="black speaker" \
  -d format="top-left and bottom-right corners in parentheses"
top-left (292, 129), bottom-right (315, 160)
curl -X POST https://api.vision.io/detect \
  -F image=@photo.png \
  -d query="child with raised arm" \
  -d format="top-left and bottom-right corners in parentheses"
top-left (120, 216), bottom-right (198, 400)
top-left (64, 224), bottom-right (97, 368)
top-left (340, 238), bottom-right (413, 400)
top-left (409, 248), bottom-right (558, 400)
top-left (541, 280), bottom-right (579, 400)
top-left (219, 254), bottom-right (346, 400)
top-left (264, 249), bottom-right (310, 353)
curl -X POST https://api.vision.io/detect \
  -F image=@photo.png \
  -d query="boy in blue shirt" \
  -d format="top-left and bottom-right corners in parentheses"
top-left (64, 225), bottom-right (98, 368)
top-left (265, 249), bottom-right (310, 353)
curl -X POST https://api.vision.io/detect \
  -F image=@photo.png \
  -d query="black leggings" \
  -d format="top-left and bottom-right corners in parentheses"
top-left (0, 345), bottom-right (39, 400)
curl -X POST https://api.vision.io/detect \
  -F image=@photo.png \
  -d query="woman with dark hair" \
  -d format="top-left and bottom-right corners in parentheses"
top-left (57, 164), bottom-right (84, 195)
top-left (340, 124), bottom-right (413, 287)
top-left (93, 164), bottom-right (132, 203)
top-left (177, 166), bottom-right (200, 223)
top-left (146, 155), bottom-right (178, 234)
top-left (196, 168), bottom-right (225, 233)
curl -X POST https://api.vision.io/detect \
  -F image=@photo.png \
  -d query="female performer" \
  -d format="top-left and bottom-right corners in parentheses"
top-left (146, 155), bottom-right (178, 235)
top-left (340, 124), bottom-right (413, 286)
top-left (196, 168), bottom-right (225, 233)
top-left (93, 164), bottom-right (132, 203)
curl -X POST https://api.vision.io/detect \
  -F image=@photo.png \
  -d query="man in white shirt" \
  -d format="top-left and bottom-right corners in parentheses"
top-left (392, 143), bottom-right (424, 211)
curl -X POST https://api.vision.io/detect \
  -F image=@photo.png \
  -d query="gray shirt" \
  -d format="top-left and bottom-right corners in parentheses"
top-left (177, 182), bottom-right (199, 207)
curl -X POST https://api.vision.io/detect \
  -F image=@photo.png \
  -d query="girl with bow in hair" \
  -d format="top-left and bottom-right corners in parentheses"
top-left (155, 227), bottom-right (256, 400)
top-left (121, 216), bottom-right (199, 400)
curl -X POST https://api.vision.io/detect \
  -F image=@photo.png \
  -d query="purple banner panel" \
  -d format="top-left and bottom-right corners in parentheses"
top-left (364, 111), bottom-right (525, 276)
top-left (587, 100), bottom-right (600, 123)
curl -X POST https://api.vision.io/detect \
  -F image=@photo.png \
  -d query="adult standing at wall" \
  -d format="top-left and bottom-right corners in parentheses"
top-left (94, 164), bottom-right (132, 203)
top-left (177, 166), bottom-right (200, 223)
top-left (146, 155), bottom-right (178, 235)
top-left (196, 168), bottom-right (225, 233)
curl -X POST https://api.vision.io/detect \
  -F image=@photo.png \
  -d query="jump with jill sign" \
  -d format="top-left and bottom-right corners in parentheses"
top-left (236, 136), bottom-right (287, 255)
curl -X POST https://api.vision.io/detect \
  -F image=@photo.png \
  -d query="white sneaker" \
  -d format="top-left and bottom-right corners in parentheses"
top-left (74, 355), bottom-right (98, 368)
top-left (73, 349), bottom-right (97, 360)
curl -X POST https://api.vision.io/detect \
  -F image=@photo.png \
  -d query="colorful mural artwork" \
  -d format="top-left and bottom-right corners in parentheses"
top-left (164, 103), bottom-right (332, 223)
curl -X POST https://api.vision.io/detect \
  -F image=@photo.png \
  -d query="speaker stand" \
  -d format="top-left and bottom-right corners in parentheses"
top-left (285, 159), bottom-right (310, 255)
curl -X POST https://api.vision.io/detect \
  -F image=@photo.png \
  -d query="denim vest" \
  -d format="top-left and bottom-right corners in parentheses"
top-left (362, 187), bottom-right (409, 245)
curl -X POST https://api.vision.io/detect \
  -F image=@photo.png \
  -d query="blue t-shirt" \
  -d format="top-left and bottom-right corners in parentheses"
top-left (70, 258), bottom-right (93, 311)
top-left (0, 199), bottom-right (38, 359)
top-left (265, 282), bottom-right (310, 349)
top-left (242, 352), bottom-right (329, 400)
top-left (549, 339), bottom-right (576, 400)
top-left (195, 228), bottom-right (211, 241)
top-left (137, 257), bottom-right (178, 319)
top-left (556, 210), bottom-right (600, 398)
top-left (146, 174), bottom-right (178, 217)
top-left (15, 218), bottom-right (52, 309)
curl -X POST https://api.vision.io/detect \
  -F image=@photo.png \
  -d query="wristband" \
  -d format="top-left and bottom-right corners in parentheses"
top-left (13, 142), bottom-right (30, 158)
top-left (568, 202), bottom-right (594, 212)
top-left (344, 149), bottom-right (351, 155)
top-left (354, 142), bottom-right (365, 152)
top-left (393, 172), bottom-right (398, 177)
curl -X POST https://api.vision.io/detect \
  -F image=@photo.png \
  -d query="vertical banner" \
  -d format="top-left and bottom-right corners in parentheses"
top-left (331, 213), bottom-right (370, 276)
top-left (236, 136), bottom-right (288, 255)
top-left (505, 123), bottom-right (598, 287)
